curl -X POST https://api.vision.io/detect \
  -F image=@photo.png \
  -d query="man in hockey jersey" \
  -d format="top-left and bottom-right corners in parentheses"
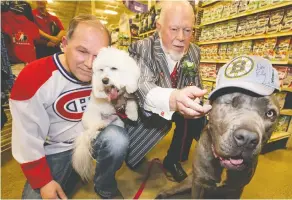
top-left (10, 14), bottom-right (128, 199)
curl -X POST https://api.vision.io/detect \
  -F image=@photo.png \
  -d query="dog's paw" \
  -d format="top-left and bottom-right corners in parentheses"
top-left (126, 111), bottom-right (138, 121)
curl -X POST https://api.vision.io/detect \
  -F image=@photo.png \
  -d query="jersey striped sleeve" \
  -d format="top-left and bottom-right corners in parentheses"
top-left (10, 56), bottom-right (57, 189)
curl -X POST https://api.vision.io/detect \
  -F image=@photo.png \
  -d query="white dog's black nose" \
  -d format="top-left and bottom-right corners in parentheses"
top-left (233, 129), bottom-right (259, 149)
top-left (102, 77), bottom-right (109, 84)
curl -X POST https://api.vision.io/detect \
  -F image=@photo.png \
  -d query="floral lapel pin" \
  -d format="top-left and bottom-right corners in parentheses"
top-left (182, 60), bottom-right (197, 77)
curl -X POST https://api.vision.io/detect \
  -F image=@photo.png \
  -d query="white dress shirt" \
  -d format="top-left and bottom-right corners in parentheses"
top-left (143, 40), bottom-right (180, 120)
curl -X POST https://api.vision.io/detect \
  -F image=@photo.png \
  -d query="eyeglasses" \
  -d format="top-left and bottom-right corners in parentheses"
top-left (169, 27), bottom-right (193, 38)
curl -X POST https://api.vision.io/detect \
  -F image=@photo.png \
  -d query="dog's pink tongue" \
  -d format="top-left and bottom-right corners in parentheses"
top-left (108, 88), bottom-right (118, 101)
top-left (230, 158), bottom-right (243, 165)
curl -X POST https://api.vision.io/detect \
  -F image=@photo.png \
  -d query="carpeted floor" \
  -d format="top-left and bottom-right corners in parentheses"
top-left (1, 127), bottom-right (292, 199)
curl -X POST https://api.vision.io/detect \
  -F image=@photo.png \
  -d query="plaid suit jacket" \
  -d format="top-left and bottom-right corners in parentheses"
top-left (126, 32), bottom-right (202, 167)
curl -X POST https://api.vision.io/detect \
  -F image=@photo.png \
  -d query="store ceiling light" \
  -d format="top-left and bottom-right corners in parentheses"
top-left (47, 0), bottom-right (53, 3)
top-left (104, 9), bottom-right (118, 15)
top-left (100, 20), bottom-right (108, 25)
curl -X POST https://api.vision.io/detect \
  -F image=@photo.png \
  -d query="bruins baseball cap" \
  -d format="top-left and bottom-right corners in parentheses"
top-left (208, 55), bottom-right (280, 100)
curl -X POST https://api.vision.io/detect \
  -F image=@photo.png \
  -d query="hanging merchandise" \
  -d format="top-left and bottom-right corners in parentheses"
top-left (123, 0), bottom-right (148, 13)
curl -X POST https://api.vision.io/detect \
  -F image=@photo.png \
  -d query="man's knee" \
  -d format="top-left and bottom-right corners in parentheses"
top-left (99, 125), bottom-right (129, 157)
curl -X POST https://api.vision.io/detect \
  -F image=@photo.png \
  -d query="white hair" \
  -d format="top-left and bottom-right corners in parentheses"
top-left (157, 1), bottom-right (195, 26)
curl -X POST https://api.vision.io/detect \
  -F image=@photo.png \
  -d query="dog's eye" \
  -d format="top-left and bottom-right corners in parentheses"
top-left (111, 67), bottom-right (117, 70)
top-left (99, 69), bottom-right (103, 72)
top-left (266, 109), bottom-right (276, 118)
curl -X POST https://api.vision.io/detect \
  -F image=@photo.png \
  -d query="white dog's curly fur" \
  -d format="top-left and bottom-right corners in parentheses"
top-left (72, 47), bottom-right (140, 181)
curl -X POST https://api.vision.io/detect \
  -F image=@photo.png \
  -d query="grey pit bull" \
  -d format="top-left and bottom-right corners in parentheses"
top-left (157, 56), bottom-right (280, 199)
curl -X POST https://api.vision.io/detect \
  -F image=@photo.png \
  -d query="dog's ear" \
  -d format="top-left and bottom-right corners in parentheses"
top-left (124, 58), bottom-right (141, 94)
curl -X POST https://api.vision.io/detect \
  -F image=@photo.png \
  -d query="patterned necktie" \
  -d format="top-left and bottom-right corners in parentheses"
top-left (170, 62), bottom-right (179, 88)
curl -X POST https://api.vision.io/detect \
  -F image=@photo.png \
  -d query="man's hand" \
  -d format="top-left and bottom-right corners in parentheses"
top-left (40, 180), bottom-right (67, 199)
top-left (169, 86), bottom-right (212, 119)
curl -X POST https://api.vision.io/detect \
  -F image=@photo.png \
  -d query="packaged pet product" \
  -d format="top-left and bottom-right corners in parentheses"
top-left (274, 65), bottom-right (289, 87)
top-left (252, 39), bottom-right (265, 57)
top-left (274, 115), bottom-right (291, 132)
top-left (210, 44), bottom-right (219, 59)
top-left (229, 0), bottom-right (239, 16)
top-left (280, 7), bottom-right (292, 32)
top-left (226, 43), bottom-right (234, 59)
top-left (273, 92), bottom-right (287, 110)
top-left (226, 20), bottom-right (238, 38)
top-left (232, 42), bottom-right (243, 58)
top-left (241, 40), bottom-right (253, 56)
top-left (247, 0), bottom-right (259, 11)
top-left (221, 2), bottom-right (231, 18)
top-left (235, 19), bottom-right (247, 37)
top-left (258, 0), bottom-right (271, 8)
top-left (267, 9), bottom-right (285, 34)
top-left (274, 37), bottom-right (291, 61)
top-left (282, 67), bottom-right (292, 89)
top-left (218, 43), bottom-right (228, 60)
top-left (202, 81), bottom-right (214, 98)
top-left (219, 23), bottom-right (228, 39)
top-left (201, 45), bottom-right (209, 59)
top-left (202, 7), bottom-right (211, 23)
top-left (238, 0), bottom-right (248, 13)
top-left (245, 15), bottom-right (258, 36)
top-left (200, 64), bottom-right (217, 79)
top-left (215, 4), bottom-right (224, 20)
top-left (214, 23), bottom-right (224, 40)
top-left (255, 12), bottom-right (270, 35)
top-left (263, 38), bottom-right (277, 60)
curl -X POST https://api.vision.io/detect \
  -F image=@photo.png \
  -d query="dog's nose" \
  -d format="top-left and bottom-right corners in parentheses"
top-left (102, 78), bottom-right (109, 84)
top-left (233, 129), bottom-right (259, 149)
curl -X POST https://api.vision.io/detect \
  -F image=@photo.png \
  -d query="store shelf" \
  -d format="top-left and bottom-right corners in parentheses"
top-left (268, 131), bottom-right (291, 143)
top-left (280, 109), bottom-right (292, 116)
top-left (139, 30), bottom-right (155, 37)
top-left (197, 31), bottom-right (292, 45)
top-left (281, 87), bottom-right (292, 92)
top-left (201, 0), bottom-right (219, 7)
top-left (200, 1), bottom-right (292, 27)
top-left (201, 59), bottom-right (291, 65)
top-left (202, 78), bottom-right (216, 82)
top-left (131, 36), bottom-right (141, 40)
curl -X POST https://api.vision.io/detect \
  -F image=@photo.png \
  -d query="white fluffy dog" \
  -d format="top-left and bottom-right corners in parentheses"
top-left (72, 47), bottom-right (140, 181)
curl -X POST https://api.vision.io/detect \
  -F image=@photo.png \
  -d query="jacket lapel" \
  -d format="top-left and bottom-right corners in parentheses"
top-left (153, 33), bottom-right (172, 88)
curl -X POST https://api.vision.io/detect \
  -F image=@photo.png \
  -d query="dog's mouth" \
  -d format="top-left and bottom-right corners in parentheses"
top-left (211, 145), bottom-right (246, 170)
top-left (105, 85), bottom-right (119, 101)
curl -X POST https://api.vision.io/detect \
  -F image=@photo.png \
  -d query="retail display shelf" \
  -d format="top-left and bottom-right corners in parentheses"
top-left (201, 59), bottom-right (291, 65)
top-left (281, 88), bottom-right (292, 92)
top-left (200, 2), bottom-right (292, 27)
top-left (280, 109), bottom-right (292, 116)
top-left (202, 78), bottom-right (216, 82)
top-left (268, 131), bottom-right (291, 143)
top-left (197, 31), bottom-right (292, 45)
top-left (139, 30), bottom-right (155, 37)
top-left (201, 0), bottom-right (219, 7)
top-left (131, 36), bottom-right (141, 40)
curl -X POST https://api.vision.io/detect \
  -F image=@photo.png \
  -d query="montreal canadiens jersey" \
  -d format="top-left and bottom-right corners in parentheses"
top-left (9, 53), bottom-right (91, 189)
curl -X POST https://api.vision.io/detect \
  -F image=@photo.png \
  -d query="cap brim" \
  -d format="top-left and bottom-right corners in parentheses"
top-left (208, 81), bottom-right (276, 100)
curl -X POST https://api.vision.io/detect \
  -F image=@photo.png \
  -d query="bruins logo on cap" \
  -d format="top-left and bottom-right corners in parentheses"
top-left (225, 56), bottom-right (254, 78)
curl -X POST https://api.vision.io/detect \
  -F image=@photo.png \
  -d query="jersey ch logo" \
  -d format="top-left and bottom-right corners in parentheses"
top-left (53, 88), bottom-right (91, 122)
top-left (225, 56), bottom-right (254, 79)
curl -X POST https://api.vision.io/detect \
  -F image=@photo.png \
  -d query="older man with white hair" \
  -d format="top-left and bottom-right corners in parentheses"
top-left (126, 1), bottom-right (212, 182)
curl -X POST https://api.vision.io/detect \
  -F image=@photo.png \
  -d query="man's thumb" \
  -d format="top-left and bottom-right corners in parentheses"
top-left (56, 185), bottom-right (67, 200)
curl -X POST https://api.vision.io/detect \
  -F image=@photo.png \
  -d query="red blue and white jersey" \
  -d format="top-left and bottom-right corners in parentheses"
top-left (9, 53), bottom-right (91, 189)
